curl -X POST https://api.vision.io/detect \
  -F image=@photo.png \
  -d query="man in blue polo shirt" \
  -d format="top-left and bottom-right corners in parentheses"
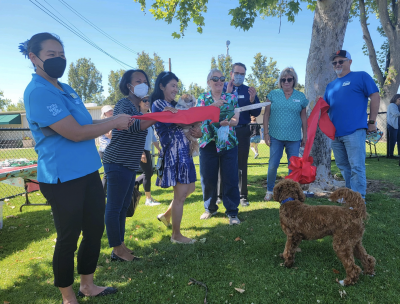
top-left (324, 50), bottom-right (380, 200)
top-left (218, 62), bottom-right (260, 207)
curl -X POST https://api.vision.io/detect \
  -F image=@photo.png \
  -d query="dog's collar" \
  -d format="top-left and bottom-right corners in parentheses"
top-left (281, 197), bottom-right (295, 205)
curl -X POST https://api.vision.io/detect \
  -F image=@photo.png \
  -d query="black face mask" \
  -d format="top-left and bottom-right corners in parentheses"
top-left (37, 57), bottom-right (66, 79)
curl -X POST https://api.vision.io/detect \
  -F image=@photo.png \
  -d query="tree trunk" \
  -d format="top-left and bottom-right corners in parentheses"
top-left (304, 0), bottom-right (353, 191)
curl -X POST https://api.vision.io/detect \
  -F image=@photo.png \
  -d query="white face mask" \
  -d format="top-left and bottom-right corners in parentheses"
top-left (129, 83), bottom-right (149, 99)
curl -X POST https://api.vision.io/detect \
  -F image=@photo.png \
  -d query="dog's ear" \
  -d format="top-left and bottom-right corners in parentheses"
top-left (296, 182), bottom-right (306, 202)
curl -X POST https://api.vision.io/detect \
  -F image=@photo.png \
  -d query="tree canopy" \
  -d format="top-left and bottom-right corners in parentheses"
top-left (136, 51), bottom-right (166, 89)
top-left (68, 58), bottom-right (103, 103)
top-left (0, 90), bottom-right (12, 111)
top-left (104, 69), bottom-right (125, 105)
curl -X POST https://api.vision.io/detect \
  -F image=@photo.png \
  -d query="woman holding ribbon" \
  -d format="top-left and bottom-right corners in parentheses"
top-left (263, 67), bottom-right (308, 201)
top-left (197, 68), bottom-right (241, 225)
top-left (103, 69), bottom-right (159, 261)
top-left (151, 71), bottom-right (204, 244)
top-left (22, 33), bottom-right (133, 303)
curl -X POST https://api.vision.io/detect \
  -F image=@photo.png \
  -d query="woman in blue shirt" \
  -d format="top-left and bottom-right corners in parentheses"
top-left (263, 67), bottom-right (308, 201)
top-left (22, 33), bottom-right (132, 304)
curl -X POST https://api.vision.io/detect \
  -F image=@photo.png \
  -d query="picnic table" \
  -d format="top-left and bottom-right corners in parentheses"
top-left (0, 164), bottom-right (49, 211)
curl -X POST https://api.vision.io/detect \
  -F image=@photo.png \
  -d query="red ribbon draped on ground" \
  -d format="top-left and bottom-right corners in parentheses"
top-left (131, 106), bottom-right (220, 124)
top-left (285, 98), bottom-right (336, 184)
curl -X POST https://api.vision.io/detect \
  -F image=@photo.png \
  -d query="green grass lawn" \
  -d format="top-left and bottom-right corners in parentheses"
top-left (0, 158), bottom-right (400, 303)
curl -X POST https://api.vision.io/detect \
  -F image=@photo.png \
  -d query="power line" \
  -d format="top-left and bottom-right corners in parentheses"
top-left (29, 0), bottom-right (134, 69)
top-left (58, 0), bottom-right (137, 55)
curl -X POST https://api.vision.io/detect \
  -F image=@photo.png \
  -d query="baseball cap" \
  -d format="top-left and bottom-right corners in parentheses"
top-left (101, 105), bottom-right (113, 114)
top-left (330, 50), bottom-right (351, 61)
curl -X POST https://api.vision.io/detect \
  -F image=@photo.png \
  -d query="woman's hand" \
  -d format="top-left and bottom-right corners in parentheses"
top-left (141, 152), bottom-right (147, 163)
top-left (264, 134), bottom-right (270, 146)
top-left (220, 119), bottom-right (229, 127)
top-left (301, 136), bottom-right (307, 147)
top-left (211, 99), bottom-right (225, 108)
top-left (190, 125), bottom-right (202, 138)
top-left (163, 107), bottom-right (178, 113)
top-left (114, 114), bottom-right (134, 130)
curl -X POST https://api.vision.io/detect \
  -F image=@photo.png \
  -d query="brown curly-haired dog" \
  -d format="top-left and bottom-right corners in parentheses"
top-left (273, 179), bottom-right (375, 286)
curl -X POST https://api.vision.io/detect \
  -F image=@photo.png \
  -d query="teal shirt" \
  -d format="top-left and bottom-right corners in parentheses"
top-left (267, 89), bottom-right (309, 141)
top-left (196, 91), bottom-right (238, 152)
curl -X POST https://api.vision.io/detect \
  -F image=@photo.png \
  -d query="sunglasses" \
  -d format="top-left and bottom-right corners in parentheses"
top-left (280, 78), bottom-right (293, 83)
top-left (211, 76), bottom-right (226, 82)
top-left (331, 59), bottom-right (349, 66)
top-left (142, 99), bottom-right (149, 103)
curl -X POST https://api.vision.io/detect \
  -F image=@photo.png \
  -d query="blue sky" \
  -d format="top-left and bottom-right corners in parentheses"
top-left (0, 0), bottom-right (385, 105)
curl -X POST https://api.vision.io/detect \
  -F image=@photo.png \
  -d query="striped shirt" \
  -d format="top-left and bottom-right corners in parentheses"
top-left (103, 97), bottom-right (148, 171)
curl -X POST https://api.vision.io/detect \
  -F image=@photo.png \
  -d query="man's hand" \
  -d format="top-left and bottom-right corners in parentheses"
top-left (190, 126), bottom-right (202, 138)
top-left (249, 87), bottom-right (256, 103)
top-left (141, 152), bottom-right (147, 163)
top-left (226, 79), bottom-right (234, 93)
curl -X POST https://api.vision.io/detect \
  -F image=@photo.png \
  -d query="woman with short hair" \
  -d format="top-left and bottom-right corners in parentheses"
top-left (22, 32), bottom-right (132, 303)
top-left (197, 68), bottom-right (241, 225)
top-left (103, 69), bottom-right (158, 261)
top-left (263, 67), bottom-right (309, 201)
top-left (387, 94), bottom-right (400, 158)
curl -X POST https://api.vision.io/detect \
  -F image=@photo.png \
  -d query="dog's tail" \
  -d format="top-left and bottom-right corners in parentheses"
top-left (329, 188), bottom-right (367, 220)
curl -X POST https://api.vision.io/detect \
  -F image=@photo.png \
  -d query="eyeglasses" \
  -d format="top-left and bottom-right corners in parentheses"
top-left (142, 99), bottom-right (149, 103)
top-left (331, 59), bottom-right (349, 66)
top-left (210, 76), bottom-right (226, 82)
top-left (280, 78), bottom-right (293, 83)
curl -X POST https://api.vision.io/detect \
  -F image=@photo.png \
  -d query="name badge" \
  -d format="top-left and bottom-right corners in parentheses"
top-left (70, 93), bottom-right (79, 99)
top-left (238, 95), bottom-right (245, 99)
top-left (342, 81), bottom-right (351, 86)
top-left (293, 99), bottom-right (300, 102)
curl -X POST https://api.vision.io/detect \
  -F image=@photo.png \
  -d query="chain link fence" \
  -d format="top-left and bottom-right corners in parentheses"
top-left (248, 112), bottom-right (396, 165)
top-left (0, 128), bottom-right (45, 206)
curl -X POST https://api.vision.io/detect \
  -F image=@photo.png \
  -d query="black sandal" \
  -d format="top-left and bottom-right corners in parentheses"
top-left (111, 251), bottom-right (141, 262)
top-left (77, 287), bottom-right (118, 297)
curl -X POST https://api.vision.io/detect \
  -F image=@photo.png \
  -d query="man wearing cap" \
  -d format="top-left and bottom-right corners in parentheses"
top-left (324, 50), bottom-right (380, 200)
top-left (221, 62), bottom-right (261, 207)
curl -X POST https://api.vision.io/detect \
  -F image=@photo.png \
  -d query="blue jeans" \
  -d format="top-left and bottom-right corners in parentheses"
top-left (267, 136), bottom-right (301, 192)
top-left (387, 124), bottom-right (398, 156)
top-left (200, 142), bottom-right (239, 217)
top-left (104, 163), bottom-right (136, 248)
top-left (331, 129), bottom-right (366, 198)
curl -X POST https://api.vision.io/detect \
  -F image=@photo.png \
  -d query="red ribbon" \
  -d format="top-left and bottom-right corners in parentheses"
top-left (286, 97), bottom-right (336, 184)
top-left (131, 106), bottom-right (220, 124)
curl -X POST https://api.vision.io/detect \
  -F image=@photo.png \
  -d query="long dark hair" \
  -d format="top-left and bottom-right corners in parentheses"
top-left (119, 69), bottom-right (151, 96)
top-left (150, 71), bottom-right (179, 107)
top-left (389, 94), bottom-right (400, 104)
top-left (27, 33), bottom-right (63, 68)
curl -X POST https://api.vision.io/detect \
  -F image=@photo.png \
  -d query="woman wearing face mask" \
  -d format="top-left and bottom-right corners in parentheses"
top-left (22, 33), bottom-right (133, 303)
top-left (151, 71), bottom-right (204, 244)
top-left (102, 70), bottom-right (159, 261)
top-left (263, 67), bottom-right (309, 201)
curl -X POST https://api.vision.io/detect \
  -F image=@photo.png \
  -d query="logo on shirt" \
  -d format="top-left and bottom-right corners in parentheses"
top-left (342, 81), bottom-right (351, 86)
top-left (47, 104), bottom-right (63, 116)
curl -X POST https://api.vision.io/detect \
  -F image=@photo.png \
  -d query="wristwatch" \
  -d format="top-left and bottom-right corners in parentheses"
top-left (368, 120), bottom-right (375, 124)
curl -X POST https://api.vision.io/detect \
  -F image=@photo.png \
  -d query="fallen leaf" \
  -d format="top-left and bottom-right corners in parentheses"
top-left (105, 259), bottom-right (110, 264)
top-left (234, 237), bottom-right (241, 241)
top-left (107, 266), bottom-right (111, 270)
top-left (234, 288), bottom-right (245, 293)
top-left (0, 246), bottom-right (3, 249)
top-left (135, 238), bottom-right (138, 241)
top-left (128, 278), bottom-right (131, 281)
top-left (188, 281), bottom-right (193, 285)
top-left (136, 225), bottom-right (141, 229)
top-left (121, 275), bottom-right (125, 279)
top-left (139, 270), bottom-right (143, 273)
top-left (295, 248), bottom-right (301, 252)
top-left (4, 301), bottom-right (11, 304)
top-left (339, 289), bottom-right (347, 298)
top-left (333, 268), bottom-right (340, 274)
top-left (10, 206), bottom-right (15, 209)
top-left (130, 235), bottom-right (132, 239)
top-left (241, 283), bottom-right (245, 287)
top-left (229, 282), bottom-right (232, 286)
top-left (45, 228), bottom-right (49, 232)
top-left (199, 238), bottom-right (206, 243)
top-left (279, 263), bottom-right (284, 267)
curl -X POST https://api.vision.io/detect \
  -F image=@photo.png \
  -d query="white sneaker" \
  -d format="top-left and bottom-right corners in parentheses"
top-left (264, 191), bottom-right (273, 201)
top-left (145, 198), bottom-right (161, 206)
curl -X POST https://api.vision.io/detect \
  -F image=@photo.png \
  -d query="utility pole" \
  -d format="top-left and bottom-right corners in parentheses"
top-left (226, 40), bottom-right (230, 56)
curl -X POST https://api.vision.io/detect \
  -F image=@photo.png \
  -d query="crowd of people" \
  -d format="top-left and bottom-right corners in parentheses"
top-left (21, 32), bottom-right (389, 303)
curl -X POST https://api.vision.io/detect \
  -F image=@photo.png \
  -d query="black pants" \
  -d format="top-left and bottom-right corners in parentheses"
top-left (39, 171), bottom-right (105, 287)
top-left (98, 151), bottom-right (107, 194)
top-left (138, 150), bottom-right (153, 192)
top-left (218, 125), bottom-right (251, 199)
